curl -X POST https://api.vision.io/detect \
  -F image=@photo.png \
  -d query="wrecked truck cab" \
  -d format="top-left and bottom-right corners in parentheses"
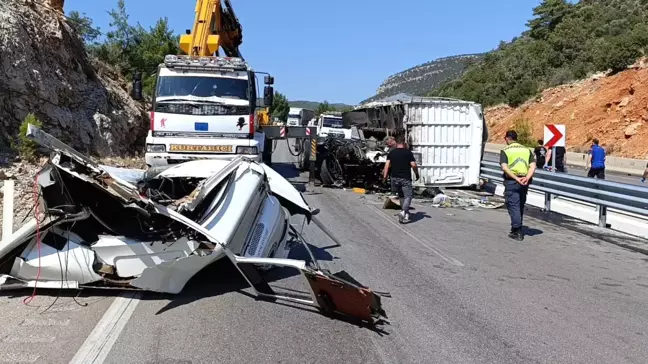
top-left (0, 125), bottom-right (388, 326)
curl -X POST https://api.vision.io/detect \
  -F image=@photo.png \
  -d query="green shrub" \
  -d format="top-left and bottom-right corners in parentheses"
top-left (512, 118), bottom-right (535, 147)
top-left (16, 113), bottom-right (43, 162)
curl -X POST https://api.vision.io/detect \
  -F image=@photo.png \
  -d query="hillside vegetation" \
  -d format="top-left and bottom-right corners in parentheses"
top-left (362, 54), bottom-right (483, 104)
top-left (432, 0), bottom-right (648, 107)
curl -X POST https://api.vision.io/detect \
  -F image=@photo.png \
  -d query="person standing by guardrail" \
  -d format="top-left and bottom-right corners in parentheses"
top-left (500, 130), bottom-right (537, 241)
top-left (534, 139), bottom-right (547, 169)
top-left (586, 138), bottom-right (606, 179)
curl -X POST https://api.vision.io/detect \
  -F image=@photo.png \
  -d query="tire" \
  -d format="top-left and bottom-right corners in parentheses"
top-left (320, 159), bottom-right (335, 186)
top-left (299, 140), bottom-right (310, 171)
top-left (262, 137), bottom-right (272, 166)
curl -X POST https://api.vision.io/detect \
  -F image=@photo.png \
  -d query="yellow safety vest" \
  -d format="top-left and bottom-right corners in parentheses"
top-left (503, 142), bottom-right (531, 176)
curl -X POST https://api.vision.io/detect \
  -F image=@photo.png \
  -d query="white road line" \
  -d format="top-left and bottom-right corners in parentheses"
top-left (371, 206), bottom-right (464, 267)
top-left (69, 292), bottom-right (141, 364)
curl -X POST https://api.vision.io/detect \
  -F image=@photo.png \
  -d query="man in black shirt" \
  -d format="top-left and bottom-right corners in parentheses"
top-left (534, 139), bottom-right (547, 168)
top-left (383, 136), bottom-right (419, 223)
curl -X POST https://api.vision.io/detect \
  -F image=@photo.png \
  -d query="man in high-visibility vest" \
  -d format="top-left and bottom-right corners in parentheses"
top-left (500, 130), bottom-right (537, 241)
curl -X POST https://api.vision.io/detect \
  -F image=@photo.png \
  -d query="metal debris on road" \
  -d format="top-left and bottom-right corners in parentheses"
top-left (0, 125), bottom-right (389, 326)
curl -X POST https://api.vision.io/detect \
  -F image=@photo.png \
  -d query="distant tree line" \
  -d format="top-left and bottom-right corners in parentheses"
top-left (430, 0), bottom-right (648, 107)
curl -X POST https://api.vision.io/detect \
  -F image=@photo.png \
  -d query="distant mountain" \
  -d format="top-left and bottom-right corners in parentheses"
top-left (288, 101), bottom-right (353, 110)
top-left (361, 53), bottom-right (486, 104)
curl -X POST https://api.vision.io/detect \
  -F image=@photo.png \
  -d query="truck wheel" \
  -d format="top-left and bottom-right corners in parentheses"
top-left (320, 159), bottom-right (335, 186)
top-left (262, 137), bottom-right (272, 166)
top-left (299, 140), bottom-right (310, 171)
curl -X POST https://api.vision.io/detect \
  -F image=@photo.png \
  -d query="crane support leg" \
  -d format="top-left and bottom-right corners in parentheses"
top-left (309, 137), bottom-right (317, 185)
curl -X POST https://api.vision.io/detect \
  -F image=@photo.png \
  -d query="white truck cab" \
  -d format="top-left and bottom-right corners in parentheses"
top-left (287, 107), bottom-right (315, 127)
top-left (136, 55), bottom-right (274, 167)
top-left (316, 113), bottom-right (352, 139)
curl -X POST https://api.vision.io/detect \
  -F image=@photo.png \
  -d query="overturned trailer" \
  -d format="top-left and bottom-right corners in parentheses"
top-left (0, 125), bottom-right (387, 325)
top-left (307, 94), bottom-right (488, 189)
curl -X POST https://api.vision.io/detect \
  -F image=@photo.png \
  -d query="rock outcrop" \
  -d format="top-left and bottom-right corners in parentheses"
top-left (362, 54), bottom-right (484, 104)
top-left (0, 0), bottom-right (148, 157)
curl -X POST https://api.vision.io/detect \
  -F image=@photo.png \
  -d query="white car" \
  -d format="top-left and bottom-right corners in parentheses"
top-left (0, 125), bottom-right (388, 325)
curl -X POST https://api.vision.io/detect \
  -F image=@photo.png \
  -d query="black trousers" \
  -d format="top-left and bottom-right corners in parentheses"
top-left (587, 167), bottom-right (605, 179)
top-left (504, 180), bottom-right (528, 230)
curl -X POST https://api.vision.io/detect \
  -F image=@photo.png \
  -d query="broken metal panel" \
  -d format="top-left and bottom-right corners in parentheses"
top-left (130, 247), bottom-right (226, 294)
top-left (9, 124), bottom-right (390, 325)
top-left (92, 236), bottom-right (199, 278)
top-left (11, 228), bottom-right (102, 284)
top-left (0, 275), bottom-right (79, 290)
top-left (225, 249), bottom-right (388, 324)
top-left (155, 158), bottom-right (241, 179)
top-left (304, 270), bottom-right (387, 322)
top-left (26, 123), bottom-right (101, 171)
top-left (98, 165), bottom-right (146, 185)
top-left (238, 195), bottom-right (289, 259)
top-left (260, 163), bottom-right (312, 220)
top-left (198, 168), bottom-right (267, 251)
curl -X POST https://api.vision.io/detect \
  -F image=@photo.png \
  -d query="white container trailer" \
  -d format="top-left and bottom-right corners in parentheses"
top-left (404, 97), bottom-right (485, 188)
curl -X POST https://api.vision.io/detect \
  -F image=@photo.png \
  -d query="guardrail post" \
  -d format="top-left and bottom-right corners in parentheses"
top-left (2, 180), bottom-right (15, 243)
top-left (598, 205), bottom-right (607, 228)
top-left (544, 192), bottom-right (551, 212)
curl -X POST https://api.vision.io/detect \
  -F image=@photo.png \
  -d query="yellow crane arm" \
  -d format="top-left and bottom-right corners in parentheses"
top-left (179, 0), bottom-right (243, 58)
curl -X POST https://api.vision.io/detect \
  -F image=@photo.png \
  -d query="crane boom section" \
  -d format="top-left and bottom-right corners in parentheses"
top-left (179, 0), bottom-right (243, 57)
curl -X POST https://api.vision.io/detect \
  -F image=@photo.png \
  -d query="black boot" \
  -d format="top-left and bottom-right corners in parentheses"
top-left (508, 227), bottom-right (524, 241)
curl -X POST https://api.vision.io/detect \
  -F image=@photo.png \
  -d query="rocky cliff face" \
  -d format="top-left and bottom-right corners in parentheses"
top-left (0, 0), bottom-right (148, 157)
top-left (485, 58), bottom-right (648, 159)
top-left (362, 54), bottom-right (484, 104)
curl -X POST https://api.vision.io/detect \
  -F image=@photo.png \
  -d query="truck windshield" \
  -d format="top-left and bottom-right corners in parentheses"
top-left (156, 76), bottom-right (248, 100)
top-left (322, 117), bottom-right (343, 128)
top-left (288, 114), bottom-right (301, 119)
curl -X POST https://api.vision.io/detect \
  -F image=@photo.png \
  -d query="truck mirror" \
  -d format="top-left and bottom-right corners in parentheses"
top-left (131, 71), bottom-right (143, 101)
top-left (264, 75), bottom-right (274, 85)
top-left (264, 86), bottom-right (274, 106)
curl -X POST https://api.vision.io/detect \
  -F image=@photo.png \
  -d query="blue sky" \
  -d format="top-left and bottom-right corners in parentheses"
top-left (65, 0), bottom-right (542, 105)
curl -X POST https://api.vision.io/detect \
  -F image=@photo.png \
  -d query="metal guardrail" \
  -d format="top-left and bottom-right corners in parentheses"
top-left (480, 161), bottom-right (648, 228)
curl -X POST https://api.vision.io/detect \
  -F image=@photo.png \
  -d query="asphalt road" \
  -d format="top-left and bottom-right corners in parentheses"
top-left (1, 142), bottom-right (647, 364)
top-left (484, 151), bottom-right (645, 186)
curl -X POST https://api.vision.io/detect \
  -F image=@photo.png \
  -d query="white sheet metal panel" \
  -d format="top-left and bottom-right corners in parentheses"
top-left (405, 98), bottom-right (483, 188)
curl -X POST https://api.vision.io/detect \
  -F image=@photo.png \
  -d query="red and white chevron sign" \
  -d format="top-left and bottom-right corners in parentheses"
top-left (543, 124), bottom-right (565, 148)
top-left (305, 127), bottom-right (311, 136)
top-left (280, 127), bottom-right (286, 138)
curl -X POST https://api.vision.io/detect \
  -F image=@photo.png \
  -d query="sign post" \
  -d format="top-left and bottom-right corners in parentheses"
top-left (544, 124), bottom-right (566, 173)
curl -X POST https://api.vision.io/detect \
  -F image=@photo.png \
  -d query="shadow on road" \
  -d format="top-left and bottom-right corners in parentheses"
top-left (523, 227), bottom-right (544, 237)
top-left (526, 207), bottom-right (648, 255)
top-left (290, 182), bottom-right (307, 192)
top-left (408, 211), bottom-right (431, 223)
top-left (271, 163), bottom-right (301, 179)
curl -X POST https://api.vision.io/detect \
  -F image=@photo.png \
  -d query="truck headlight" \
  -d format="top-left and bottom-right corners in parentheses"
top-left (236, 146), bottom-right (258, 154)
top-left (146, 144), bottom-right (166, 153)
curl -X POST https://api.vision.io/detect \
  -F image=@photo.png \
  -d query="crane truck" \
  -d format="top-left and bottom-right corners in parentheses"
top-left (131, 0), bottom-right (315, 168)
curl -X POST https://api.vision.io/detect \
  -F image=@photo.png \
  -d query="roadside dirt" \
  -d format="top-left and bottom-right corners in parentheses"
top-left (485, 58), bottom-right (648, 159)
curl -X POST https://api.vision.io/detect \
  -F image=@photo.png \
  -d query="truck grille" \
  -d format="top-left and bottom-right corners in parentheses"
top-left (155, 103), bottom-right (249, 116)
top-left (245, 223), bottom-right (265, 256)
